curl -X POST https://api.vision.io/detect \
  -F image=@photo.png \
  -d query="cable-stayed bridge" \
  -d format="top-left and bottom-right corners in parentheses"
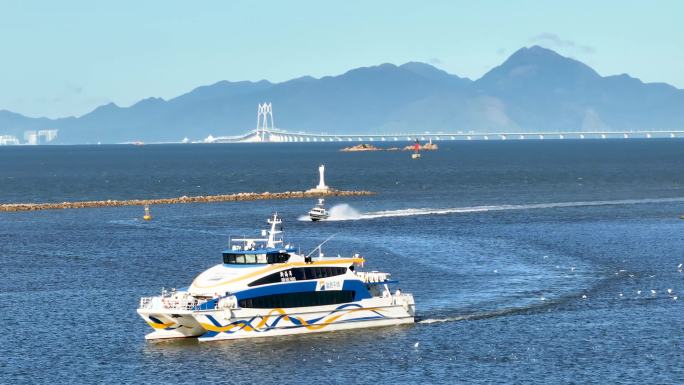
top-left (209, 103), bottom-right (684, 143)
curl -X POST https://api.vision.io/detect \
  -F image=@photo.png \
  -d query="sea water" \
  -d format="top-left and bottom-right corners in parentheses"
top-left (1, 140), bottom-right (683, 384)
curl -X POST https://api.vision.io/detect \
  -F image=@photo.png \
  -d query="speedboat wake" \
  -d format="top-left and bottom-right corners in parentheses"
top-left (300, 197), bottom-right (684, 222)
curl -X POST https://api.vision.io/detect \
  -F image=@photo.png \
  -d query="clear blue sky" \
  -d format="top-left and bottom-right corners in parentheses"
top-left (1, 0), bottom-right (682, 118)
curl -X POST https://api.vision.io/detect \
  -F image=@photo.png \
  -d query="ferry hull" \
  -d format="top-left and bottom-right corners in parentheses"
top-left (198, 315), bottom-right (414, 341)
top-left (138, 294), bottom-right (415, 342)
top-left (195, 299), bottom-right (415, 342)
top-left (137, 309), bottom-right (206, 340)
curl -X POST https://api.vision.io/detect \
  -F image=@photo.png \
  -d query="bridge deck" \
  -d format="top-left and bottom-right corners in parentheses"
top-left (211, 129), bottom-right (684, 143)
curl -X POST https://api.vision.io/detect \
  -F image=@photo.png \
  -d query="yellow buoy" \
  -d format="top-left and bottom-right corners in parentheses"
top-left (143, 204), bottom-right (152, 221)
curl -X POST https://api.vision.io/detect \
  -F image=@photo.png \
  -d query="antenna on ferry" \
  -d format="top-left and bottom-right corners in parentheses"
top-left (306, 233), bottom-right (338, 259)
top-left (266, 212), bottom-right (283, 248)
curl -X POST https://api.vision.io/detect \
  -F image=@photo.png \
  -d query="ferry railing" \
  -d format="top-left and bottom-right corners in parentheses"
top-left (355, 271), bottom-right (391, 283)
top-left (138, 296), bottom-right (216, 311)
top-left (139, 297), bottom-right (153, 309)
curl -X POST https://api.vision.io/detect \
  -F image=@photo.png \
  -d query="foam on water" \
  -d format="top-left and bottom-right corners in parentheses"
top-left (305, 197), bottom-right (684, 221)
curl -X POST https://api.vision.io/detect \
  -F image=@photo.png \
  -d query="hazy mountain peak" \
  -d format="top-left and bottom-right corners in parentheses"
top-left (400, 62), bottom-right (471, 85)
top-left (281, 75), bottom-right (317, 85)
top-left (171, 79), bottom-right (273, 104)
top-left (495, 45), bottom-right (598, 75)
top-left (335, 63), bottom-right (399, 77)
top-left (476, 45), bottom-right (601, 96)
top-left (510, 45), bottom-right (560, 58)
top-left (132, 97), bottom-right (165, 107)
top-left (0, 109), bottom-right (56, 122)
top-left (92, 102), bottom-right (119, 111)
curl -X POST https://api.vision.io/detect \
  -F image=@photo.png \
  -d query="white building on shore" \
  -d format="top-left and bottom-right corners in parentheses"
top-left (24, 131), bottom-right (38, 145)
top-left (22, 129), bottom-right (58, 145)
top-left (0, 135), bottom-right (20, 145)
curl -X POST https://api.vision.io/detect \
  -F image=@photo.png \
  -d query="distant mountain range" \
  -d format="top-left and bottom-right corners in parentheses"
top-left (2, 46), bottom-right (684, 144)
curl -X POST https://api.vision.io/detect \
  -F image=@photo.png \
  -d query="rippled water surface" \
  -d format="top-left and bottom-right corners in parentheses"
top-left (1, 141), bottom-right (683, 384)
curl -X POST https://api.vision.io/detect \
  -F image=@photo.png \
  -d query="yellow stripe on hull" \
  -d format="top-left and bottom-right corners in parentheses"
top-left (199, 306), bottom-right (383, 333)
top-left (146, 321), bottom-right (176, 329)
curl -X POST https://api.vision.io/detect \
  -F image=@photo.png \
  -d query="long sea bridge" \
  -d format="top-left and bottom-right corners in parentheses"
top-left (209, 103), bottom-right (684, 143)
top-left (212, 129), bottom-right (684, 143)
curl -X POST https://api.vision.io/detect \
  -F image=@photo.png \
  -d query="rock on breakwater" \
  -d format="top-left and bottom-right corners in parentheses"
top-left (340, 143), bottom-right (400, 152)
top-left (0, 190), bottom-right (375, 212)
top-left (403, 142), bottom-right (438, 151)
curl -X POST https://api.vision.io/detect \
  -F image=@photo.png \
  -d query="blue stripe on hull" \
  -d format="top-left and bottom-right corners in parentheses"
top-left (232, 279), bottom-right (372, 301)
top-left (234, 281), bottom-right (317, 300)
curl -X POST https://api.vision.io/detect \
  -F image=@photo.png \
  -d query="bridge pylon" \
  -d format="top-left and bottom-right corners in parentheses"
top-left (256, 103), bottom-right (275, 141)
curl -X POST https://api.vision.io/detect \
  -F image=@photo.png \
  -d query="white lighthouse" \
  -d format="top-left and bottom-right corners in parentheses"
top-left (316, 165), bottom-right (328, 190)
top-left (307, 164), bottom-right (331, 192)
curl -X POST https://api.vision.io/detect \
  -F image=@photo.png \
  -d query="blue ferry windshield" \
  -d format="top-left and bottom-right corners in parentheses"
top-left (223, 252), bottom-right (290, 264)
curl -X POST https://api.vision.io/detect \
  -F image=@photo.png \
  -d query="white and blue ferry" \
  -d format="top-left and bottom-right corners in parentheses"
top-left (137, 213), bottom-right (415, 341)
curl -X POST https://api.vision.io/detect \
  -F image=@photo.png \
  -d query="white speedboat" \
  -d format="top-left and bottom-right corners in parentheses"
top-left (137, 214), bottom-right (415, 341)
top-left (308, 198), bottom-right (329, 221)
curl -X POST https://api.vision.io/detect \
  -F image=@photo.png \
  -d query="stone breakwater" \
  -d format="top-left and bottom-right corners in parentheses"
top-left (0, 190), bottom-right (375, 212)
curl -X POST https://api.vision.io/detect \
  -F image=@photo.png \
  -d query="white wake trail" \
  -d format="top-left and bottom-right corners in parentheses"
top-left (303, 197), bottom-right (684, 221)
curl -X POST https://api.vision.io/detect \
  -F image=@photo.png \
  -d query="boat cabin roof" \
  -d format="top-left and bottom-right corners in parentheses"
top-left (222, 247), bottom-right (296, 265)
top-left (222, 247), bottom-right (297, 255)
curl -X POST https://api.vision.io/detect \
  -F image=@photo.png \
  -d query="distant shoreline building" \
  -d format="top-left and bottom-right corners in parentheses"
top-left (0, 129), bottom-right (58, 146)
top-left (38, 129), bottom-right (58, 143)
top-left (24, 130), bottom-right (38, 145)
top-left (23, 129), bottom-right (59, 145)
top-left (0, 135), bottom-right (20, 145)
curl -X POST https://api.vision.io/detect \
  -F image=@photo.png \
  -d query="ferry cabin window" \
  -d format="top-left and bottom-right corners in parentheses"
top-left (248, 266), bottom-right (348, 287)
top-left (266, 253), bottom-right (290, 264)
top-left (239, 290), bottom-right (355, 308)
top-left (223, 253), bottom-right (289, 264)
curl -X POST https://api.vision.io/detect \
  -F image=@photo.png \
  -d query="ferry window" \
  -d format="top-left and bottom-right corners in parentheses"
top-left (267, 253), bottom-right (290, 264)
top-left (248, 272), bottom-right (282, 287)
top-left (248, 267), bottom-right (347, 287)
top-left (239, 290), bottom-right (355, 308)
top-left (295, 269), bottom-right (307, 280)
top-left (224, 252), bottom-right (286, 264)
